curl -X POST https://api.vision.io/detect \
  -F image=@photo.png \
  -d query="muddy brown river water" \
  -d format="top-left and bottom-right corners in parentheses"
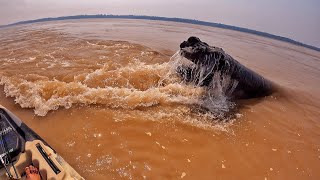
top-left (0, 19), bottom-right (320, 180)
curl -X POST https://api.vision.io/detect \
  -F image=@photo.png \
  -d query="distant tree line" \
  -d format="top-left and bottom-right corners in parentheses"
top-left (1, 14), bottom-right (319, 52)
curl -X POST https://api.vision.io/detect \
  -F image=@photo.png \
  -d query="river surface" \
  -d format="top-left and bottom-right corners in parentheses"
top-left (0, 19), bottom-right (320, 180)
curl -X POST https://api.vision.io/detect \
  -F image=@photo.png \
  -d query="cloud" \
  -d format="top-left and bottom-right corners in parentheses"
top-left (0, 0), bottom-right (26, 8)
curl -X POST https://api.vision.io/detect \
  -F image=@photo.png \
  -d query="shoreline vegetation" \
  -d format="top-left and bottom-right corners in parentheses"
top-left (1, 14), bottom-right (319, 52)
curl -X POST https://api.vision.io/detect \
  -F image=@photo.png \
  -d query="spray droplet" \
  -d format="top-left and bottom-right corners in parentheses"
top-left (235, 113), bottom-right (243, 118)
top-left (222, 164), bottom-right (226, 168)
top-left (181, 172), bottom-right (186, 178)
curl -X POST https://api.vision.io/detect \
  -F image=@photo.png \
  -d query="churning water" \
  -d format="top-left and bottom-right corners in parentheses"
top-left (0, 19), bottom-right (319, 180)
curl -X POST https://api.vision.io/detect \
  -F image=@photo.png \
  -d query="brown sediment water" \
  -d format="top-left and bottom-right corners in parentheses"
top-left (0, 19), bottom-right (320, 180)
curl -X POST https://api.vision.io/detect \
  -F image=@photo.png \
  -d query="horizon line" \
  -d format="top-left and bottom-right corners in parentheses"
top-left (1, 14), bottom-right (319, 52)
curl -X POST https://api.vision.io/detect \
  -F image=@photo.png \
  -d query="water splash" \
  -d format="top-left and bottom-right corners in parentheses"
top-left (161, 50), bottom-right (238, 119)
top-left (0, 30), bottom-right (239, 125)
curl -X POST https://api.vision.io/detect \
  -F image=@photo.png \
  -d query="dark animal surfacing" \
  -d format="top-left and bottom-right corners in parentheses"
top-left (177, 36), bottom-right (274, 99)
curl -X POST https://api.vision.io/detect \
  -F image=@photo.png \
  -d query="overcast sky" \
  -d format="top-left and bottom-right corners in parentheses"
top-left (0, 0), bottom-right (319, 47)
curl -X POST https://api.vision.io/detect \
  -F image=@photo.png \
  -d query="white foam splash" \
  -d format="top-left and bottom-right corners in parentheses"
top-left (160, 50), bottom-right (238, 119)
top-left (0, 32), bottom-right (240, 131)
top-left (0, 64), bottom-right (202, 116)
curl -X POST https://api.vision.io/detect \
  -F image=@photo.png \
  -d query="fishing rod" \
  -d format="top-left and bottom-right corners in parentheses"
top-left (0, 121), bottom-right (18, 178)
top-left (0, 154), bottom-right (12, 178)
top-left (0, 124), bottom-right (12, 178)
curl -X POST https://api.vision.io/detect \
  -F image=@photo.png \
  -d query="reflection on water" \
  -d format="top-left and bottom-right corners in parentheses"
top-left (0, 19), bottom-right (320, 180)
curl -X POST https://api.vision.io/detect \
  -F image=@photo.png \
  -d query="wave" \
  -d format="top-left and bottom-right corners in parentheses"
top-left (0, 61), bottom-right (203, 116)
top-left (0, 31), bottom-right (237, 125)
